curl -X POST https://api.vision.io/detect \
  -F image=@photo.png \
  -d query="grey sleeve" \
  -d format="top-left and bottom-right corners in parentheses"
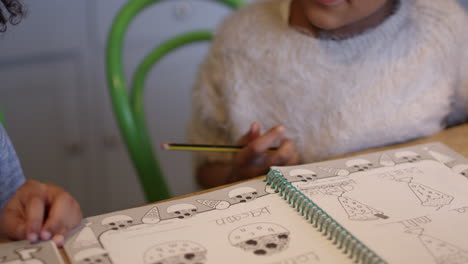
top-left (0, 124), bottom-right (26, 210)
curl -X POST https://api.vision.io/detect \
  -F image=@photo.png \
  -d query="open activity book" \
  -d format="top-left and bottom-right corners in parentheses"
top-left (4, 142), bottom-right (468, 264)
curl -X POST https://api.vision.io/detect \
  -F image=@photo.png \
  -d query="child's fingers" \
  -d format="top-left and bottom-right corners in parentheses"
top-left (238, 122), bottom-right (261, 145)
top-left (0, 209), bottom-right (26, 240)
top-left (17, 180), bottom-right (47, 233)
top-left (25, 195), bottom-right (46, 243)
top-left (252, 126), bottom-right (284, 152)
top-left (246, 126), bottom-right (284, 155)
top-left (41, 188), bottom-right (82, 242)
top-left (48, 221), bottom-right (67, 247)
top-left (52, 234), bottom-right (65, 248)
top-left (266, 138), bottom-right (297, 166)
top-left (236, 125), bottom-right (284, 167)
top-left (233, 125), bottom-right (287, 179)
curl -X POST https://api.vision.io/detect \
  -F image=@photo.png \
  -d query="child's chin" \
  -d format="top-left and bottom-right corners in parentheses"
top-left (308, 17), bottom-right (349, 31)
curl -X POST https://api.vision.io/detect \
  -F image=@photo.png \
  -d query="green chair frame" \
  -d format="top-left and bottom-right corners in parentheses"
top-left (106, 0), bottom-right (244, 203)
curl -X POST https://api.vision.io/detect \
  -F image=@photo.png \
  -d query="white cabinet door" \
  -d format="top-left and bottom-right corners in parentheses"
top-left (0, 0), bottom-right (105, 215)
top-left (0, 56), bottom-right (101, 213)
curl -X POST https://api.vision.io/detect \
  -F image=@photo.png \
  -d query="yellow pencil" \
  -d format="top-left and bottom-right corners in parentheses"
top-left (161, 143), bottom-right (279, 152)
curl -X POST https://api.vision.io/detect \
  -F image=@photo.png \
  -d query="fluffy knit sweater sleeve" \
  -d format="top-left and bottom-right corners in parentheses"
top-left (188, 46), bottom-right (235, 165)
top-left (189, 0), bottom-right (468, 166)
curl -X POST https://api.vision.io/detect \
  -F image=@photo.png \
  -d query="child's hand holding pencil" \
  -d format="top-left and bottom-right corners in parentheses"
top-left (230, 123), bottom-right (301, 182)
top-left (163, 122), bottom-right (301, 185)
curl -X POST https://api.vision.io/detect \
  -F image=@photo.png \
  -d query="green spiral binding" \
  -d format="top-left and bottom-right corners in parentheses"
top-left (265, 170), bottom-right (386, 264)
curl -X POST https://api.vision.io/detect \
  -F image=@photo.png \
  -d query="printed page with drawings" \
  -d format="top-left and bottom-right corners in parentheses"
top-left (0, 240), bottom-right (64, 264)
top-left (272, 142), bottom-right (468, 264)
top-left (64, 179), bottom-right (351, 264)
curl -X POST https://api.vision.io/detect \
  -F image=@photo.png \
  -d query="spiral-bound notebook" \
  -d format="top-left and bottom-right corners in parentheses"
top-left (63, 142), bottom-right (468, 264)
top-left (267, 142), bottom-right (468, 264)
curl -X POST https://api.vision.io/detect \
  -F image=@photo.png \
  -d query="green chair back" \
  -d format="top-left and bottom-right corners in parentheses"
top-left (106, 0), bottom-right (244, 202)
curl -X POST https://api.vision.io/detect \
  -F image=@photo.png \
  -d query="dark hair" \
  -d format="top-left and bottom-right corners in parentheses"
top-left (0, 0), bottom-right (24, 32)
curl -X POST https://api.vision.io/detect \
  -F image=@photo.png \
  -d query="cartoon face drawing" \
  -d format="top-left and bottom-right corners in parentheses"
top-left (228, 187), bottom-right (258, 203)
top-left (15, 247), bottom-right (40, 260)
top-left (142, 206), bottom-right (161, 224)
top-left (101, 215), bottom-right (134, 230)
top-left (319, 181), bottom-right (355, 196)
top-left (394, 151), bottom-right (422, 163)
top-left (345, 159), bottom-right (374, 172)
top-left (196, 199), bottom-right (231, 210)
top-left (318, 166), bottom-right (350, 177)
top-left (74, 248), bottom-right (111, 264)
top-left (143, 241), bottom-right (206, 264)
top-left (452, 164), bottom-right (468, 177)
top-left (166, 204), bottom-right (198, 219)
top-left (4, 247), bottom-right (44, 264)
top-left (229, 223), bottom-right (290, 256)
top-left (73, 223), bottom-right (99, 248)
top-left (379, 153), bottom-right (396, 167)
top-left (289, 169), bottom-right (317, 182)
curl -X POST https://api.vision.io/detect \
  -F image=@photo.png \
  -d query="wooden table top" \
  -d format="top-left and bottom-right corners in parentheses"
top-left (2, 123), bottom-right (467, 263)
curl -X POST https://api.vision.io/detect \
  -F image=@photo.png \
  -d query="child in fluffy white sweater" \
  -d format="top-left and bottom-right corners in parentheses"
top-left (188, 0), bottom-right (468, 188)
